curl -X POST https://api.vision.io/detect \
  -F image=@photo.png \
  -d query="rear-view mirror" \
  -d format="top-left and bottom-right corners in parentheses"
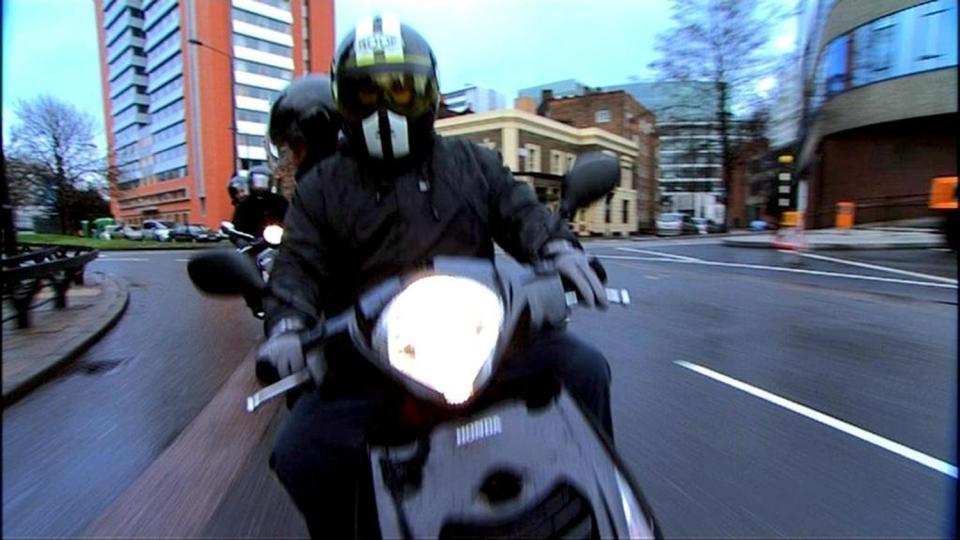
top-left (560, 152), bottom-right (620, 218)
top-left (187, 250), bottom-right (266, 296)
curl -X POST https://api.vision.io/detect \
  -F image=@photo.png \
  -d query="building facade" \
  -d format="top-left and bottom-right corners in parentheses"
top-left (435, 109), bottom-right (640, 237)
top-left (441, 85), bottom-right (507, 113)
top-left (540, 90), bottom-right (659, 232)
top-left (798, 0), bottom-right (958, 227)
top-left (610, 81), bottom-right (753, 225)
top-left (521, 80), bottom-right (753, 225)
top-left (95, 0), bottom-right (335, 228)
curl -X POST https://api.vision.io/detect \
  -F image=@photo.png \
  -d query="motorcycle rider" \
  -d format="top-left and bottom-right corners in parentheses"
top-left (267, 74), bottom-right (342, 197)
top-left (231, 164), bottom-right (289, 237)
top-left (258, 16), bottom-right (614, 537)
top-left (227, 174), bottom-right (249, 207)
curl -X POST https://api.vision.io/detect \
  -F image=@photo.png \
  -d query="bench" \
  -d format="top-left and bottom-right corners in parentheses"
top-left (2, 245), bottom-right (100, 328)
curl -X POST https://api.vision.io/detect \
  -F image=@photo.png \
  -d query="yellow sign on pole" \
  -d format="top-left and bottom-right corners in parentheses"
top-left (781, 211), bottom-right (801, 227)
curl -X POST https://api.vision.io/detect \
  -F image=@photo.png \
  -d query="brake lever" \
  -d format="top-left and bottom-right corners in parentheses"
top-left (246, 370), bottom-right (311, 413)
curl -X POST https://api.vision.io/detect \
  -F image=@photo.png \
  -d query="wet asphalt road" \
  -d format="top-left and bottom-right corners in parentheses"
top-left (2, 240), bottom-right (957, 538)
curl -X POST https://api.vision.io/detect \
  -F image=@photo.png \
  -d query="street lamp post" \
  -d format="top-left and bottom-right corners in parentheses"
top-left (187, 38), bottom-right (241, 176)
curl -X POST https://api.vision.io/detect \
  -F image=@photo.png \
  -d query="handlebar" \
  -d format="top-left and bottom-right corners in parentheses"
top-left (245, 259), bottom-right (629, 413)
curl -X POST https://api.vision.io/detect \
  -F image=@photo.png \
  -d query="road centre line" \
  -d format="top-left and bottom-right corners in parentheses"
top-left (675, 360), bottom-right (959, 479)
top-left (780, 250), bottom-right (958, 285)
top-left (595, 254), bottom-right (957, 289)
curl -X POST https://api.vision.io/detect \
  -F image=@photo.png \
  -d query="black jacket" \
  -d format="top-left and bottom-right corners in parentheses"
top-left (264, 134), bottom-right (576, 332)
top-left (232, 192), bottom-right (289, 237)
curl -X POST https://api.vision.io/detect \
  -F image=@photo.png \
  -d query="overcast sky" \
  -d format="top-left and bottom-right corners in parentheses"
top-left (1, 0), bottom-right (796, 152)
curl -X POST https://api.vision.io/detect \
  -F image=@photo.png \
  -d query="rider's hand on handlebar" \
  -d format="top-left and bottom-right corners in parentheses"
top-left (255, 318), bottom-right (325, 385)
top-left (541, 240), bottom-right (609, 309)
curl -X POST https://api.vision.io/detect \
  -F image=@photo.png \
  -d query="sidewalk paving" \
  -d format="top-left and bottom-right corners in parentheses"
top-left (722, 228), bottom-right (947, 250)
top-left (2, 271), bottom-right (129, 406)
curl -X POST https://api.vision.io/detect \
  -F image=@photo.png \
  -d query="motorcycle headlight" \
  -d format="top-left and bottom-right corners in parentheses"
top-left (372, 275), bottom-right (504, 405)
top-left (263, 225), bottom-right (284, 246)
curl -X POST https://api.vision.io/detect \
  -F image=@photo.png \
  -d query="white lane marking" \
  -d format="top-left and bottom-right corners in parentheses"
top-left (616, 247), bottom-right (700, 262)
top-left (590, 254), bottom-right (677, 262)
top-left (175, 259), bottom-right (190, 262)
top-left (781, 250), bottom-right (958, 285)
top-left (597, 254), bottom-right (957, 289)
top-left (93, 257), bottom-right (150, 262)
top-left (675, 361), bottom-right (959, 479)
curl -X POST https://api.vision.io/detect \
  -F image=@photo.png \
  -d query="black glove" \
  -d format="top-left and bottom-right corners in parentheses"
top-left (541, 240), bottom-right (609, 309)
top-left (255, 318), bottom-right (325, 385)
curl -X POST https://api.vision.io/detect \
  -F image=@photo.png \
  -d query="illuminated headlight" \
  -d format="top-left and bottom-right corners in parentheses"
top-left (372, 275), bottom-right (504, 405)
top-left (615, 469), bottom-right (654, 539)
top-left (263, 225), bottom-right (284, 246)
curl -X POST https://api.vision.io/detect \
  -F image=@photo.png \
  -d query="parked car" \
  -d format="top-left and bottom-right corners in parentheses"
top-left (99, 225), bottom-right (121, 240)
top-left (99, 224), bottom-right (142, 241)
top-left (141, 220), bottom-right (176, 242)
top-left (692, 217), bottom-right (723, 234)
top-left (750, 219), bottom-right (772, 231)
top-left (122, 225), bottom-right (144, 241)
top-left (170, 224), bottom-right (221, 242)
top-left (656, 213), bottom-right (698, 236)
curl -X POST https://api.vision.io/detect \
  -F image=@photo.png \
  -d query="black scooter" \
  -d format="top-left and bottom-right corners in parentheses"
top-left (188, 153), bottom-right (662, 539)
top-left (219, 221), bottom-right (283, 318)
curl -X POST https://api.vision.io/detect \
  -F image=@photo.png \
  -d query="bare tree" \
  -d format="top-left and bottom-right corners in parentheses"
top-left (650, 0), bottom-right (789, 227)
top-left (6, 95), bottom-right (108, 234)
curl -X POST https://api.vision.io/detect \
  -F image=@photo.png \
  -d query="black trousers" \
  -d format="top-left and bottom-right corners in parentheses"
top-left (269, 330), bottom-right (613, 538)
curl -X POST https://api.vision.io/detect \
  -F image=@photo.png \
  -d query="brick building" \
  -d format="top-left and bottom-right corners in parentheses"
top-left (798, 0), bottom-right (958, 227)
top-left (539, 90), bottom-right (658, 231)
top-left (435, 108), bottom-right (640, 237)
top-left (95, 0), bottom-right (335, 229)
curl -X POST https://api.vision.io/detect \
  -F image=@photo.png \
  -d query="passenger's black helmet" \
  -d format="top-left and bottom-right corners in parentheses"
top-left (332, 16), bottom-right (439, 162)
top-left (268, 75), bottom-right (341, 166)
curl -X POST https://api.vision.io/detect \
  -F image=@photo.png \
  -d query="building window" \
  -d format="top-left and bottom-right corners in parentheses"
top-left (237, 109), bottom-right (270, 123)
top-left (238, 134), bottom-right (267, 147)
top-left (550, 150), bottom-right (564, 175)
top-left (824, 35), bottom-right (849, 97)
top-left (233, 34), bottom-right (293, 57)
top-left (565, 153), bottom-right (576, 172)
top-left (622, 199), bottom-right (630, 224)
top-left (605, 199), bottom-right (612, 223)
top-left (234, 59), bottom-right (293, 80)
top-left (524, 144), bottom-right (541, 172)
top-left (913, 2), bottom-right (957, 62)
top-left (232, 8), bottom-right (292, 33)
top-left (595, 109), bottom-right (611, 123)
top-left (236, 84), bottom-right (278, 100)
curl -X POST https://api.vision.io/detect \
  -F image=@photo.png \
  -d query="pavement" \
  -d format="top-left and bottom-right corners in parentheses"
top-left (2, 243), bottom-right (956, 538)
top-left (722, 227), bottom-right (947, 250)
top-left (2, 271), bottom-right (129, 406)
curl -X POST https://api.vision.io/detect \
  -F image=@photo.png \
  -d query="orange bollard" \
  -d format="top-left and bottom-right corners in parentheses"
top-left (836, 202), bottom-right (855, 229)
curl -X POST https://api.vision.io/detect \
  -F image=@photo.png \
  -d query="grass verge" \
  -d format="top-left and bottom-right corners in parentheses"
top-left (16, 233), bottom-right (223, 251)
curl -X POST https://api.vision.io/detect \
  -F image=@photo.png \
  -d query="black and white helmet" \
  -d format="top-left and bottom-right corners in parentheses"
top-left (332, 16), bottom-right (439, 162)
